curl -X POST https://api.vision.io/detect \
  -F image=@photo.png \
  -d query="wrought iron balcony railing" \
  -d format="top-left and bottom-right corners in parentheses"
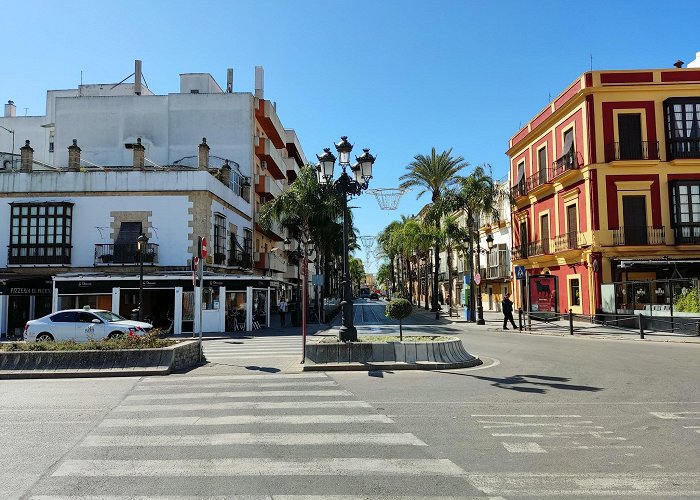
top-left (551, 231), bottom-right (587, 252)
top-left (94, 243), bottom-right (159, 265)
top-left (551, 150), bottom-right (581, 178)
top-left (605, 141), bottom-right (660, 162)
top-left (612, 226), bottom-right (666, 246)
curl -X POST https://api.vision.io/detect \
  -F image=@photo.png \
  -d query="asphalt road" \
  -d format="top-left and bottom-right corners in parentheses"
top-left (2, 299), bottom-right (699, 499)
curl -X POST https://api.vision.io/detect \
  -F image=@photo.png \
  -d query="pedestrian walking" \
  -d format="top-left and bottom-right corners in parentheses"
top-left (501, 292), bottom-right (517, 330)
top-left (277, 296), bottom-right (288, 327)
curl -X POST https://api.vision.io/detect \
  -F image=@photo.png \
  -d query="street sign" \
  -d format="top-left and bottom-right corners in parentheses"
top-left (515, 265), bottom-right (526, 280)
top-left (474, 273), bottom-right (481, 285)
top-left (200, 237), bottom-right (208, 259)
top-left (192, 257), bottom-right (198, 286)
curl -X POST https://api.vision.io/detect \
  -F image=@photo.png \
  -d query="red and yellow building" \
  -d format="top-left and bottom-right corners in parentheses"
top-left (508, 66), bottom-right (700, 316)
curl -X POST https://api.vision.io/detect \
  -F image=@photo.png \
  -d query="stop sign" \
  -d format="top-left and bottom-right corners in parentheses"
top-left (474, 273), bottom-right (481, 285)
top-left (200, 237), bottom-right (208, 259)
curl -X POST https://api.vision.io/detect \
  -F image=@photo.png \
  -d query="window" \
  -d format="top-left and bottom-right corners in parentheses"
top-left (538, 147), bottom-right (547, 184)
top-left (214, 214), bottom-right (226, 264)
top-left (664, 98), bottom-right (700, 159)
top-left (78, 312), bottom-right (99, 323)
top-left (569, 278), bottom-right (581, 306)
top-left (9, 202), bottom-right (73, 265)
top-left (670, 181), bottom-right (700, 243)
top-left (51, 311), bottom-right (78, 322)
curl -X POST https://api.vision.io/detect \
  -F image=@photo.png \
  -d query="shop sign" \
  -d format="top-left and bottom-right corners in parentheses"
top-left (529, 275), bottom-right (557, 312)
top-left (9, 286), bottom-right (52, 295)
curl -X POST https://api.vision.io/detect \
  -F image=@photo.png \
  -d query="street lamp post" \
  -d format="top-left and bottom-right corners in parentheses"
top-left (0, 125), bottom-right (15, 170)
top-left (136, 233), bottom-right (149, 321)
top-left (284, 238), bottom-right (315, 361)
top-left (316, 136), bottom-right (375, 342)
top-left (476, 233), bottom-right (495, 325)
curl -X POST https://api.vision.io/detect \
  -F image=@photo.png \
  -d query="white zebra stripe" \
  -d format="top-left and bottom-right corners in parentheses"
top-left (52, 458), bottom-right (465, 477)
top-left (114, 400), bottom-right (370, 412)
top-left (125, 390), bottom-right (351, 401)
top-left (133, 381), bottom-right (337, 391)
top-left (81, 432), bottom-right (426, 447)
top-left (99, 414), bottom-right (394, 427)
top-left (138, 373), bottom-right (325, 383)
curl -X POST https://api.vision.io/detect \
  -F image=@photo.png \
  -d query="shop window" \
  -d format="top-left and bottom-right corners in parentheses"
top-left (670, 181), bottom-right (700, 244)
top-left (569, 278), bottom-right (581, 307)
top-left (202, 287), bottom-right (220, 310)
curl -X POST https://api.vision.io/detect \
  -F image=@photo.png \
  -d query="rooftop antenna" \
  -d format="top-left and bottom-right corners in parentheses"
top-left (590, 54), bottom-right (593, 72)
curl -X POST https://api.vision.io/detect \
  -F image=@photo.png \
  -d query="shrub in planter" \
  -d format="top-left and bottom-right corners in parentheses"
top-left (386, 298), bottom-right (412, 341)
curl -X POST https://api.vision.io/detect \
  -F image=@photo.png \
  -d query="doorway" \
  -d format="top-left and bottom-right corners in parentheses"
top-left (622, 196), bottom-right (647, 245)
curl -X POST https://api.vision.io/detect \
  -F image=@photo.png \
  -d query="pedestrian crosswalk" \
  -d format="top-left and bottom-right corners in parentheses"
top-left (202, 334), bottom-right (302, 365)
top-left (26, 372), bottom-right (482, 499)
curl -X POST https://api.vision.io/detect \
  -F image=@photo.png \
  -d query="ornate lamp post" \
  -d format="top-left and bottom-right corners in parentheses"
top-left (136, 233), bottom-right (149, 321)
top-left (316, 136), bottom-right (375, 342)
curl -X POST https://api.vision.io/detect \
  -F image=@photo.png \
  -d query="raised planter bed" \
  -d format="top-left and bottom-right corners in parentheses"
top-left (0, 340), bottom-right (201, 379)
top-left (304, 336), bottom-right (481, 371)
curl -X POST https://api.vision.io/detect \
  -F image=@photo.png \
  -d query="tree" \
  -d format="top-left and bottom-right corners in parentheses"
top-left (349, 256), bottom-right (366, 296)
top-left (376, 263), bottom-right (392, 294)
top-left (400, 148), bottom-right (468, 316)
top-left (385, 298), bottom-right (412, 341)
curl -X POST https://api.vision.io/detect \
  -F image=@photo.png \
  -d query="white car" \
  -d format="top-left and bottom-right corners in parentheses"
top-left (24, 308), bottom-right (153, 342)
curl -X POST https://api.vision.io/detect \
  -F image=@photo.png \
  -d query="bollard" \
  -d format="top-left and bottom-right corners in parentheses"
top-left (518, 308), bottom-right (523, 331)
top-left (569, 308), bottom-right (574, 335)
top-left (696, 321), bottom-right (700, 337)
top-left (639, 313), bottom-right (645, 339)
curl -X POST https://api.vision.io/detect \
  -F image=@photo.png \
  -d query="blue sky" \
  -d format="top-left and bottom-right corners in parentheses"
top-left (4, 0), bottom-right (700, 272)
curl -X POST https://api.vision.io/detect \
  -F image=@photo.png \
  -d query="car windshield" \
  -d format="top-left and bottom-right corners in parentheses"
top-left (92, 310), bottom-right (127, 322)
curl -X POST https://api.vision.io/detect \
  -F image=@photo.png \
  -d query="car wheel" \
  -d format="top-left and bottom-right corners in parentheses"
top-left (36, 332), bottom-right (54, 342)
top-left (107, 331), bottom-right (125, 340)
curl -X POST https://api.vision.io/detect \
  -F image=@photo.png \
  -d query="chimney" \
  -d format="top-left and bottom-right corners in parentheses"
top-left (20, 140), bottom-right (33, 172)
top-left (674, 59), bottom-right (684, 68)
top-left (688, 51), bottom-right (700, 68)
top-left (67, 139), bottom-right (81, 171)
top-left (132, 137), bottom-right (145, 170)
top-left (220, 160), bottom-right (231, 186)
top-left (198, 137), bottom-right (210, 171)
top-left (4, 100), bottom-right (16, 117)
top-left (227, 68), bottom-right (234, 92)
top-left (254, 66), bottom-right (264, 98)
top-left (135, 59), bottom-right (142, 95)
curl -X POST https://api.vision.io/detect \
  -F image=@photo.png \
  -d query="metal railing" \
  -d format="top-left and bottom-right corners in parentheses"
top-left (527, 238), bottom-right (551, 256)
top-left (551, 231), bottom-right (586, 252)
top-left (511, 182), bottom-right (527, 199)
top-left (524, 169), bottom-right (550, 192)
top-left (94, 243), bottom-right (159, 265)
top-left (605, 141), bottom-right (660, 162)
top-left (551, 150), bottom-right (581, 178)
top-left (612, 226), bottom-right (666, 246)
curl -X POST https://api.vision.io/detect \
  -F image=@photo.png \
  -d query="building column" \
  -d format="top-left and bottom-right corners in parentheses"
top-left (174, 287), bottom-right (183, 335)
top-left (112, 288), bottom-right (120, 314)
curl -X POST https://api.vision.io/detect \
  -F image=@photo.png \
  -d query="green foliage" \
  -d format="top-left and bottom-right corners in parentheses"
top-left (385, 298), bottom-right (413, 320)
top-left (674, 287), bottom-right (700, 312)
top-left (349, 256), bottom-right (365, 291)
top-left (1, 331), bottom-right (176, 351)
top-left (376, 263), bottom-right (392, 288)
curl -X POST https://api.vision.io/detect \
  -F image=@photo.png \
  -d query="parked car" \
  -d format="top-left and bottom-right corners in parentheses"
top-left (369, 292), bottom-right (379, 300)
top-left (24, 308), bottom-right (153, 342)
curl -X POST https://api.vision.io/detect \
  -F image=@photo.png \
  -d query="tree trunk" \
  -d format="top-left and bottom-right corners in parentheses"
top-left (432, 242), bottom-right (440, 314)
top-left (407, 259), bottom-right (413, 304)
top-left (447, 247), bottom-right (453, 317)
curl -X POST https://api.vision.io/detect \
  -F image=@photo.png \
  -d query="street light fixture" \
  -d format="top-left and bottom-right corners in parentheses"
top-left (316, 136), bottom-right (376, 342)
top-left (136, 233), bottom-right (149, 322)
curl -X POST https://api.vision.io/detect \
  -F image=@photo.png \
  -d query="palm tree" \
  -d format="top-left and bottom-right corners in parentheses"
top-left (454, 164), bottom-right (500, 322)
top-left (378, 220), bottom-right (402, 297)
top-left (400, 148), bottom-right (468, 316)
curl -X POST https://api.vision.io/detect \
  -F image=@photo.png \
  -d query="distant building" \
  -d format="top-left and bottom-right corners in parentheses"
top-left (0, 62), bottom-right (306, 336)
top-left (508, 60), bottom-right (700, 317)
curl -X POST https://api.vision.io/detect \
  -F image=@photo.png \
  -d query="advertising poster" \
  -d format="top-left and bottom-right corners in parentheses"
top-left (529, 275), bottom-right (557, 314)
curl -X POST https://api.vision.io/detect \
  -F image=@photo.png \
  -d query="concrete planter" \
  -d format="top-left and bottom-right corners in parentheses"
top-left (0, 340), bottom-right (201, 379)
top-left (304, 336), bottom-right (481, 371)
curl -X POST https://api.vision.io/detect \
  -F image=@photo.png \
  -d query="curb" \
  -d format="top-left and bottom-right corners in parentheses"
top-left (302, 357), bottom-right (483, 371)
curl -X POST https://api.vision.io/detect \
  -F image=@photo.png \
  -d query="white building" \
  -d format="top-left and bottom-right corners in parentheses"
top-left (0, 62), bottom-right (306, 336)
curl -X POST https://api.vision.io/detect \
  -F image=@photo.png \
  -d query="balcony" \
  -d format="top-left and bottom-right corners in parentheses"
top-left (613, 226), bottom-right (666, 246)
top-left (511, 245), bottom-right (528, 260)
top-left (551, 231), bottom-right (587, 252)
top-left (605, 141), bottom-right (660, 162)
top-left (551, 150), bottom-right (581, 179)
top-left (8, 246), bottom-right (71, 265)
top-left (94, 243), bottom-right (159, 265)
top-left (255, 173), bottom-right (284, 202)
top-left (511, 182), bottom-right (527, 199)
top-left (255, 137), bottom-right (287, 180)
top-left (486, 264), bottom-right (510, 279)
top-left (228, 250), bottom-right (251, 269)
top-left (668, 138), bottom-right (700, 160)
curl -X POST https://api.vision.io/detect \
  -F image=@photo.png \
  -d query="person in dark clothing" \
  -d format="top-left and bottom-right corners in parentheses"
top-left (501, 292), bottom-right (517, 330)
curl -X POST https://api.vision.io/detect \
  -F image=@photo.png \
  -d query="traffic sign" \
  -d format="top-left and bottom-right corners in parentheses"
top-left (192, 257), bottom-right (198, 286)
top-left (200, 237), bottom-right (208, 259)
top-left (515, 265), bottom-right (526, 280)
top-left (474, 273), bottom-right (481, 285)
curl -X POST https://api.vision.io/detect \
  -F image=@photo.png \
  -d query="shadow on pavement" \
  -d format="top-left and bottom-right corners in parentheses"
top-left (245, 365), bottom-right (281, 373)
top-left (435, 371), bottom-right (603, 394)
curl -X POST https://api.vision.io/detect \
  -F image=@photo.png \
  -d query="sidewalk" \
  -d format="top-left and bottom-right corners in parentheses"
top-left (411, 306), bottom-right (700, 344)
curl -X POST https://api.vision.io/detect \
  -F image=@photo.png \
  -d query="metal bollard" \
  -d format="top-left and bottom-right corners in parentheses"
top-left (639, 313), bottom-right (645, 339)
top-left (518, 308), bottom-right (523, 331)
top-left (696, 321), bottom-right (700, 337)
top-left (569, 309), bottom-right (574, 335)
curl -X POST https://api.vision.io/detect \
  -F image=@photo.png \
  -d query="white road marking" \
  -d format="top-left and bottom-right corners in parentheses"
top-left (502, 442), bottom-right (547, 453)
top-left (81, 432), bottom-right (427, 447)
top-left (31, 496), bottom-right (504, 500)
top-left (133, 381), bottom-right (337, 391)
top-left (115, 400), bottom-right (371, 412)
top-left (139, 373), bottom-right (325, 383)
top-left (52, 458), bottom-right (466, 477)
top-left (650, 411), bottom-right (700, 419)
top-left (99, 414), bottom-right (395, 427)
top-left (472, 414), bottom-right (581, 418)
top-left (125, 390), bottom-right (352, 400)
top-left (491, 431), bottom-right (616, 438)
